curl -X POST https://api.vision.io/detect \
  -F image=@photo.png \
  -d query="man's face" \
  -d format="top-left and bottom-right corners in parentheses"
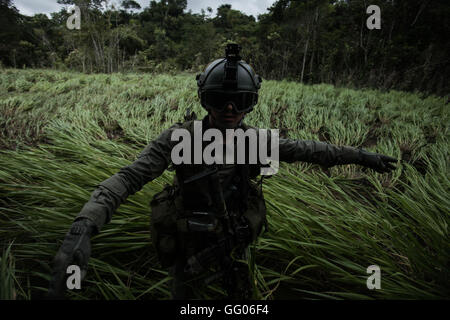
top-left (209, 104), bottom-right (245, 130)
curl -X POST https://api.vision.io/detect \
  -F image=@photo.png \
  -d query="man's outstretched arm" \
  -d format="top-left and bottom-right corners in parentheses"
top-left (76, 126), bottom-right (176, 231)
top-left (48, 124), bottom-right (179, 298)
top-left (278, 139), bottom-right (397, 173)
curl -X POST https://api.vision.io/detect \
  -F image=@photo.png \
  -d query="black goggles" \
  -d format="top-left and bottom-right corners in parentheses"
top-left (201, 91), bottom-right (258, 113)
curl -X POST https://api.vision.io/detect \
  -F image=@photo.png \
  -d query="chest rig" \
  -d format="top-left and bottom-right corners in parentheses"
top-left (150, 116), bottom-right (267, 268)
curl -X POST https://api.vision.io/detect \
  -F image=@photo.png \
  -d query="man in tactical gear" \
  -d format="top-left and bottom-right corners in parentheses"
top-left (48, 44), bottom-right (397, 300)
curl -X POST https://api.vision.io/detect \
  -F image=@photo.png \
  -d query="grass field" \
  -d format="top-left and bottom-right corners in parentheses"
top-left (0, 69), bottom-right (448, 299)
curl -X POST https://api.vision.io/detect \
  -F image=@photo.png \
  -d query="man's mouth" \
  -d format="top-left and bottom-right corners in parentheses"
top-left (221, 114), bottom-right (237, 121)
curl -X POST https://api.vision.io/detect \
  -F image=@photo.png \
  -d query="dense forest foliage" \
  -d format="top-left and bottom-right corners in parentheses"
top-left (1, 0), bottom-right (449, 95)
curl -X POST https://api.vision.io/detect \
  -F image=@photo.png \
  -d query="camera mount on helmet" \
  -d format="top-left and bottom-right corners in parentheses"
top-left (223, 44), bottom-right (241, 90)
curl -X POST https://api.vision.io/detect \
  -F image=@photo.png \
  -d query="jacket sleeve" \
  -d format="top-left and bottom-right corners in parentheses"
top-left (279, 138), bottom-right (362, 167)
top-left (76, 124), bottom-right (180, 231)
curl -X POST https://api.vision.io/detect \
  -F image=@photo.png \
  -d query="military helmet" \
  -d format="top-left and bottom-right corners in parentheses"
top-left (196, 44), bottom-right (263, 113)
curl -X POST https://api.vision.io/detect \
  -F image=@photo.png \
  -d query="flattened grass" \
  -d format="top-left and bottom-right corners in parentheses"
top-left (0, 69), bottom-right (448, 299)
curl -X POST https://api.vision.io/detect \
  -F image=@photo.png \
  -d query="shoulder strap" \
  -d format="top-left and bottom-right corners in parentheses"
top-left (174, 119), bottom-right (206, 191)
top-left (184, 108), bottom-right (197, 122)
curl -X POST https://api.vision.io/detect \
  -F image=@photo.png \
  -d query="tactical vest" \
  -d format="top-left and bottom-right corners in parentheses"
top-left (150, 119), bottom-right (267, 268)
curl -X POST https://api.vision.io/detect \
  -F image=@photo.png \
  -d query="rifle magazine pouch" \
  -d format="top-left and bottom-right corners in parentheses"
top-left (150, 185), bottom-right (179, 268)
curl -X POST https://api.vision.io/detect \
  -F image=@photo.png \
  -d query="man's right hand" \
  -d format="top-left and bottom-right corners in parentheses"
top-left (47, 218), bottom-right (97, 299)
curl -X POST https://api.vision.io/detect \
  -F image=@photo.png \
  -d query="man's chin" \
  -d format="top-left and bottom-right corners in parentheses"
top-left (209, 113), bottom-right (242, 130)
top-left (216, 120), bottom-right (239, 129)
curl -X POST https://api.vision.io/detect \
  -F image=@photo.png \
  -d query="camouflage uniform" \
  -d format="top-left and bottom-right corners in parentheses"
top-left (75, 115), bottom-right (367, 299)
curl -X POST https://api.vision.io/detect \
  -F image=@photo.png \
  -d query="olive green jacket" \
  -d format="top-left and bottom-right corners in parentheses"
top-left (76, 119), bottom-right (363, 231)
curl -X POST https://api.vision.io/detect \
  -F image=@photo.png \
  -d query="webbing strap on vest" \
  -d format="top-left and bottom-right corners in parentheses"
top-left (183, 166), bottom-right (218, 184)
top-left (173, 118), bottom-right (260, 215)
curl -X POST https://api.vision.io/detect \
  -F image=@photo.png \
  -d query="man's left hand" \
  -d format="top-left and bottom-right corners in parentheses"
top-left (358, 149), bottom-right (398, 173)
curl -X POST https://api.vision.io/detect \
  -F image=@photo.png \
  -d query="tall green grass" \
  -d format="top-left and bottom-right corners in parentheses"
top-left (0, 69), bottom-right (448, 299)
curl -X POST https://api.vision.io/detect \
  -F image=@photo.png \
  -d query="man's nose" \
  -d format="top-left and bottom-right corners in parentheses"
top-left (225, 104), bottom-right (233, 112)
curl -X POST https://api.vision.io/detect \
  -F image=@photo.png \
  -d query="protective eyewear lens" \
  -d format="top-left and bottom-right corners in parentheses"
top-left (203, 91), bottom-right (257, 112)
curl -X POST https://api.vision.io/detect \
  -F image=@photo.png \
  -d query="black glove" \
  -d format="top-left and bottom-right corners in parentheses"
top-left (47, 218), bottom-right (97, 299)
top-left (358, 149), bottom-right (397, 173)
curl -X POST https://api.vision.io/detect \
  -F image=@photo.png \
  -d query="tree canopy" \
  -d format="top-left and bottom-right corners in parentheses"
top-left (1, 0), bottom-right (448, 95)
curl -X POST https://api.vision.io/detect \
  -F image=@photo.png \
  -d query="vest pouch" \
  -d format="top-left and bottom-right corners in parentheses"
top-left (150, 184), bottom-right (179, 268)
top-left (185, 212), bottom-right (219, 233)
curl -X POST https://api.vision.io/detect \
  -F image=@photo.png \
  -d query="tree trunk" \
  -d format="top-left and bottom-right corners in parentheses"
top-left (301, 36), bottom-right (309, 83)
